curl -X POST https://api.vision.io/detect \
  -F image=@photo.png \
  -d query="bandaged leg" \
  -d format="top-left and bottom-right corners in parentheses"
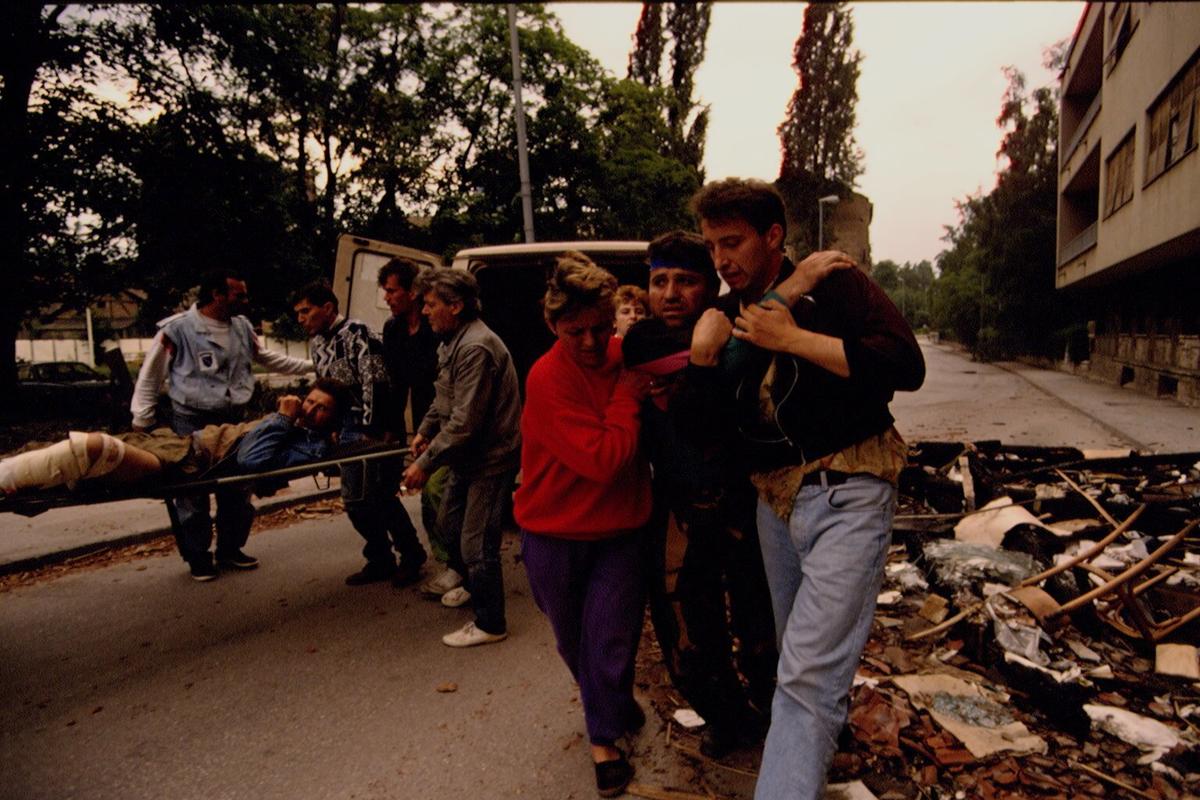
top-left (0, 432), bottom-right (126, 494)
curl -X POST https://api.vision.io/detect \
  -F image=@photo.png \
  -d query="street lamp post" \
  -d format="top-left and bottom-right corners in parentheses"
top-left (508, 4), bottom-right (535, 243)
top-left (817, 194), bottom-right (840, 251)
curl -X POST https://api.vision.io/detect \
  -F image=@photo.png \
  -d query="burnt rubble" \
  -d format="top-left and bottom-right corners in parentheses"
top-left (637, 442), bottom-right (1199, 800)
top-left (843, 442), bottom-right (1200, 799)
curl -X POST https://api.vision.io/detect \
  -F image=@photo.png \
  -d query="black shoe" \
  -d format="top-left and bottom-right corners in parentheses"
top-left (189, 559), bottom-right (219, 582)
top-left (624, 700), bottom-right (646, 734)
top-left (594, 750), bottom-right (634, 798)
top-left (391, 560), bottom-right (423, 588)
top-left (699, 725), bottom-right (736, 760)
top-left (345, 563), bottom-right (396, 586)
top-left (216, 549), bottom-right (259, 570)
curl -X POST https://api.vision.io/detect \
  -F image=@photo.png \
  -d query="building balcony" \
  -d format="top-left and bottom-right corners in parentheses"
top-left (1059, 221), bottom-right (1098, 267)
top-left (1061, 92), bottom-right (1101, 171)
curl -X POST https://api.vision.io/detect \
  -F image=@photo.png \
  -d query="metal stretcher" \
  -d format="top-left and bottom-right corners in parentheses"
top-left (0, 442), bottom-right (412, 519)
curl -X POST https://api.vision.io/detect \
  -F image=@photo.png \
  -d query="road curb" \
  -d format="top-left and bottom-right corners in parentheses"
top-left (988, 361), bottom-right (1150, 452)
top-left (0, 486), bottom-right (342, 577)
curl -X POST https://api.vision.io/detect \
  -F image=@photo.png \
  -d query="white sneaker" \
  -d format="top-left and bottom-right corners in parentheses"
top-left (421, 568), bottom-right (464, 597)
top-left (440, 586), bottom-right (472, 608)
top-left (442, 621), bottom-right (507, 648)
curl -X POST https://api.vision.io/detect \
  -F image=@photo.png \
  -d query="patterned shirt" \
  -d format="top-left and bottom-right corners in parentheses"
top-left (309, 316), bottom-right (390, 431)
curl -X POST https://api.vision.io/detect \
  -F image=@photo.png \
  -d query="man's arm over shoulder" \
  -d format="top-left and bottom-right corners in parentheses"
top-left (830, 268), bottom-right (925, 393)
top-left (250, 329), bottom-right (313, 375)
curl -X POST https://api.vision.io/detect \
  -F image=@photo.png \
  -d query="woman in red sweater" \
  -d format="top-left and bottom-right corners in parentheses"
top-left (514, 253), bottom-right (652, 798)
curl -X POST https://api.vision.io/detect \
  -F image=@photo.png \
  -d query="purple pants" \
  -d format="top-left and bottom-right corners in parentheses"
top-left (521, 530), bottom-right (645, 745)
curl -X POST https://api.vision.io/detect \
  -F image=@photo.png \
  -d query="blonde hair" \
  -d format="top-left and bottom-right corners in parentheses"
top-left (543, 252), bottom-right (619, 325)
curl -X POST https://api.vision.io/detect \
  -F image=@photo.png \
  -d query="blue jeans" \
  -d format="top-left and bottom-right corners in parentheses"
top-left (438, 468), bottom-right (517, 635)
top-left (753, 475), bottom-right (895, 800)
top-left (170, 404), bottom-right (254, 565)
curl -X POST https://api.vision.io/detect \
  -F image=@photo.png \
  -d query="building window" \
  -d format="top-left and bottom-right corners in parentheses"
top-left (1105, 3), bottom-right (1138, 73)
top-left (1104, 130), bottom-right (1136, 217)
top-left (1145, 48), bottom-right (1199, 185)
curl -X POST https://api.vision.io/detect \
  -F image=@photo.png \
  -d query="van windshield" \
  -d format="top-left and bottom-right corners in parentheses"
top-left (467, 249), bottom-right (649, 387)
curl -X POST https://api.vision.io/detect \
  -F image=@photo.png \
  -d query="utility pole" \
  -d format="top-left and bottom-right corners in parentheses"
top-left (507, 5), bottom-right (535, 243)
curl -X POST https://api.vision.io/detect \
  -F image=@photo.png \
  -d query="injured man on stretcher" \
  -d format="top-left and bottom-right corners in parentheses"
top-left (0, 379), bottom-right (350, 496)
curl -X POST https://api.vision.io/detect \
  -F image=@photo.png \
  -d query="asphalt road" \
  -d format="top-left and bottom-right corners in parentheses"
top-left (0, 509), bottom-right (701, 800)
top-left (2, 339), bottom-right (1197, 800)
top-left (891, 341), bottom-right (1200, 451)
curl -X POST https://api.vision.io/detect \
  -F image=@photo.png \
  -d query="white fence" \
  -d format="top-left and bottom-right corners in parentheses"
top-left (17, 337), bottom-right (311, 367)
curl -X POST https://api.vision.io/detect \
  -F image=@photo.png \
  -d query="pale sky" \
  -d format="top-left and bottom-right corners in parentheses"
top-left (551, 1), bottom-right (1085, 266)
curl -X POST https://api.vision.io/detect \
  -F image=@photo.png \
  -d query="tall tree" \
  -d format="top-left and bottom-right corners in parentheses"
top-left (875, 259), bottom-right (934, 329)
top-left (627, 3), bottom-right (664, 87)
top-left (97, 5), bottom-right (453, 315)
top-left (592, 79), bottom-right (701, 238)
top-left (0, 5), bottom-right (138, 410)
top-left (778, 2), bottom-right (863, 185)
top-left (4, 1), bottom-right (710, 382)
top-left (430, 5), bottom-right (697, 248)
top-left (626, 2), bottom-right (711, 179)
top-left (931, 45), bottom-right (1071, 359)
top-left (427, 5), bottom-right (610, 248)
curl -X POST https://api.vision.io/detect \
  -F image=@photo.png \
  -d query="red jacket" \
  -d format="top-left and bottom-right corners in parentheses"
top-left (513, 337), bottom-right (651, 539)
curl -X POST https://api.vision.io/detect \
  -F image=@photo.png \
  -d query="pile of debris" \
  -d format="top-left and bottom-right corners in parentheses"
top-left (838, 442), bottom-right (1200, 799)
top-left (640, 441), bottom-right (1200, 800)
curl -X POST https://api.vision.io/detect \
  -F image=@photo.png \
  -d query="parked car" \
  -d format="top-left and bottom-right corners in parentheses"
top-left (16, 360), bottom-right (117, 420)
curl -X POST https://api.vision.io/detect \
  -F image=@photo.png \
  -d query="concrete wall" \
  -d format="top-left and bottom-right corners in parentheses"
top-left (17, 338), bottom-right (311, 367)
top-left (1088, 333), bottom-right (1200, 407)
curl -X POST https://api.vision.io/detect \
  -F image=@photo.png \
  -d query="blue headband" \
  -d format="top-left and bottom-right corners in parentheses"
top-left (649, 257), bottom-right (711, 273)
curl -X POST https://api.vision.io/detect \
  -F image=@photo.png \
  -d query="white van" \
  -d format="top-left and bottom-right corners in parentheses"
top-left (332, 234), bottom-right (649, 380)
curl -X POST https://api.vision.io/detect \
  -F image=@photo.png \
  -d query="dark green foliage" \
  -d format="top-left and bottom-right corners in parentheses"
top-left (4, 3), bottom-right (707, 401)
top-left (0, 5), bottom-right (140, 410)
top-left (930, 46), bottom-right (1079, 361)
top-left (873, 259), bottom-right (934, 330)
top-left (626, 2), bottom-right (711, 181)
top-left (778, 2), bottom-right (863, 186)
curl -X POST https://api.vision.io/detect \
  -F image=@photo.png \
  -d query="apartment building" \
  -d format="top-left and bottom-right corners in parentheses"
top-left (1057, 3), bottom-right (1200, 406)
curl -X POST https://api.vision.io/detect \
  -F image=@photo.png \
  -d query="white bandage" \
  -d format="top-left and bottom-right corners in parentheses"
top-left (0, 439), bottom-right (84, 492)
top-left (73, 432), bottom-right (126, 480)
top-left (0, 432), bottom-right (126, 493)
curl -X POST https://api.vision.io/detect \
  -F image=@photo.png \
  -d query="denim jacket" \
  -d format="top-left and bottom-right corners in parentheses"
top-left (234, 413), bottom-right (331, 473)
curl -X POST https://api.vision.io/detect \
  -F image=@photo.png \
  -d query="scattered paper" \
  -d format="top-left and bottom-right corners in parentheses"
top-left (671, 708), bottom-right (705, 728)
top-left (1064, 638), bottom-right (1102, 662)
top-left (824, 780), bottom-right (879, 800)
top-left (892, 673), bottom-right (1047, 758)
top-left (1156, 644), bottom-right (1199, 679)
top-left (876, 590), bottom-right (902, 606)
top-left (954, 496), bottom-right (1066, 547)
top-left (1084, 704), bottom-right (1181, 763)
